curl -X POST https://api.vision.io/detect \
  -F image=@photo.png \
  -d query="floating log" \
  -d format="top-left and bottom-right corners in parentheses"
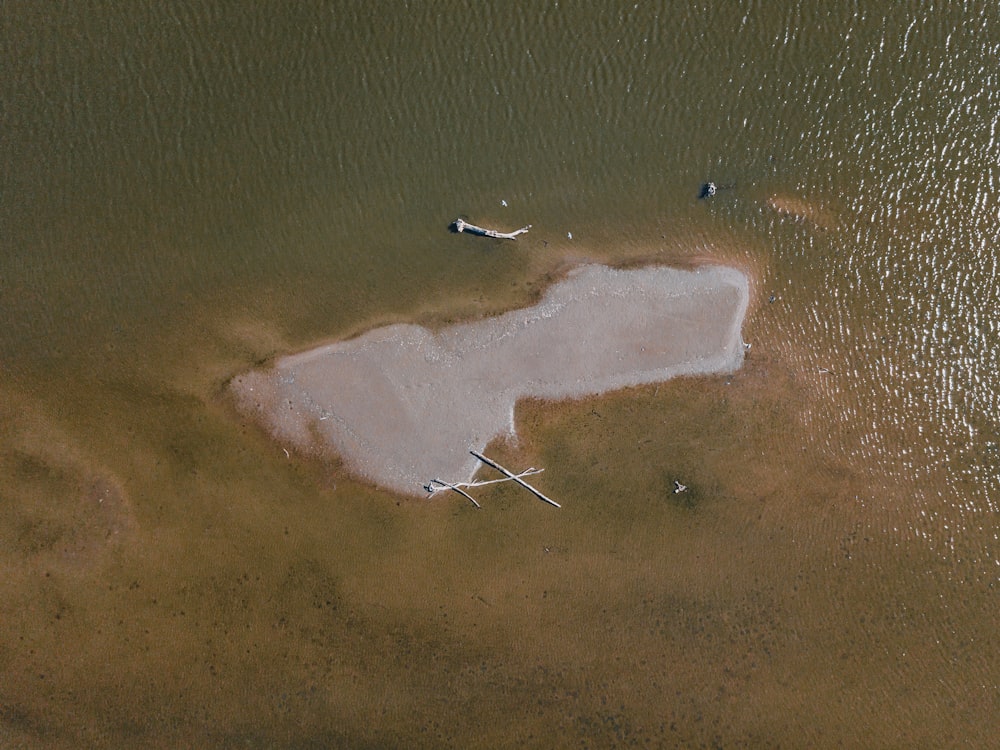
top-left (451, 218), bottom-right (531, 240)
top-left (470, 450), bottom-right (561, 508)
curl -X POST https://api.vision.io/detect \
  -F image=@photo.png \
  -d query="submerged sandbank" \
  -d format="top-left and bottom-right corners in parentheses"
top-left (230, 264), bottom-right (749, 497)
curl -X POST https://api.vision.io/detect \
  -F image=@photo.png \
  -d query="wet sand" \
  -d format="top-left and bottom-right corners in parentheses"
top-left (230, 264), bottom-right (749, 496)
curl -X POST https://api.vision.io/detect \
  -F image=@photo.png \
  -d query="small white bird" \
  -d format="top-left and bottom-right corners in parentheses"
top-left (567, 231), bottom-right (573, 239)
top-left (501, 199), bottom-right (507, 207)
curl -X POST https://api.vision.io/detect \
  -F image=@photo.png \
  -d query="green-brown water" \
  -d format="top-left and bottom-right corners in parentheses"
top-left (3, 2), bottom-right (999, 746)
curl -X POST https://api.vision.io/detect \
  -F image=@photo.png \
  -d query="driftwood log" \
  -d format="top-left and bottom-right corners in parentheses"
top-left (450, 218), bottom-right (531, 240)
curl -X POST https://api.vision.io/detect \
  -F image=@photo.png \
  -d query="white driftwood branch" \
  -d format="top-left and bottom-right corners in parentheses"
top-left (452, 218), bottom-right (531, 240)
top-left (425, 478), bottom-right (482, 508)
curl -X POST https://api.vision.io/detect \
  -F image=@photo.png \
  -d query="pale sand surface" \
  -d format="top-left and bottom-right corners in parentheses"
top-left (230, 264), bottom-right (749, 496)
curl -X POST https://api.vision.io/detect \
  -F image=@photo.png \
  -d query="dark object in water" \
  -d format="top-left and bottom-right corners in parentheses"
top-left (699, 181), bottom-right (737, 200)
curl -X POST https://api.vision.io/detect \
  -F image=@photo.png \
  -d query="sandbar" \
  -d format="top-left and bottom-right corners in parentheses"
top-left (230, 264), bottom-right (749, 496)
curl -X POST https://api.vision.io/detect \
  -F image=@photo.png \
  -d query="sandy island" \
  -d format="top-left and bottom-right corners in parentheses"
top-left (230, 264), bottom-right (749, 497)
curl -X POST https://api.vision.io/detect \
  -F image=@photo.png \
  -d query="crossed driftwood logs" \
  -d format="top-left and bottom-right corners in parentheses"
top-left (425, 450), bottom-right (560, 509)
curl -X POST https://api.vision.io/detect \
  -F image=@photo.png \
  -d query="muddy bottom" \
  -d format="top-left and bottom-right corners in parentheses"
top-left (2, 312), bottom-right (995, 748)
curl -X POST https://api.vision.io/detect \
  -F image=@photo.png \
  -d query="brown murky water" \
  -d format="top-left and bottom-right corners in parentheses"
top-left (3, 2), bottom-right (999, 747)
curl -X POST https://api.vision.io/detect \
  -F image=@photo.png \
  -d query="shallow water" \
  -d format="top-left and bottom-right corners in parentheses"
top-left (3, 2), bottom-right (999, 746)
